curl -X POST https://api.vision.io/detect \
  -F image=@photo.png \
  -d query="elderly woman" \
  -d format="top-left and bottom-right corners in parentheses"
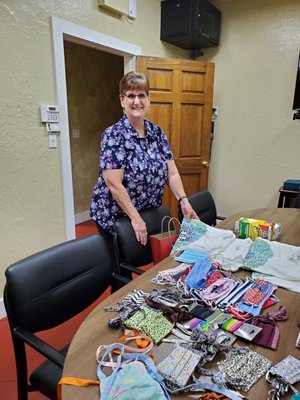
top-left (90, 71), bottom-right (197, 246)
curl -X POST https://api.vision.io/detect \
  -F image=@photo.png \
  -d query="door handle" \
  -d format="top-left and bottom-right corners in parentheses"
top-left (201, 160), bottom-right (210, 167)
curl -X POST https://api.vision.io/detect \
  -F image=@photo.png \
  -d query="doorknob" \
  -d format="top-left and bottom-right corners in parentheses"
top-left (201, 160), bottom-right (210, 167)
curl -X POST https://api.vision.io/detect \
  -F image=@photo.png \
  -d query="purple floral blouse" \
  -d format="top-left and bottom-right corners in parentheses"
top-left (90, 115), bottom-right (174, 234)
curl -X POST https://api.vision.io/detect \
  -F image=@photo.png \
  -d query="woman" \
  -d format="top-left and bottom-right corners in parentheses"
top-left (90, 71), bottom-right (198, 246)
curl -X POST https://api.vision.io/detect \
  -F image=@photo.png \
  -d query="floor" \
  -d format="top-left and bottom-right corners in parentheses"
top-left (0, 220), bottom-right (102, 400)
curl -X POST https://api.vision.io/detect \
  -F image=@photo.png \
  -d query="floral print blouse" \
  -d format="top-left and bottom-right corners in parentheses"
top-left (90, 115), bottom-right (174, 233)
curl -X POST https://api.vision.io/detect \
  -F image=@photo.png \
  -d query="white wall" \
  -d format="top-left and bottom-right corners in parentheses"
top-left (1, 0), bottom-right (300, 298)
top-left (207, 0), bottom-right (300, 217)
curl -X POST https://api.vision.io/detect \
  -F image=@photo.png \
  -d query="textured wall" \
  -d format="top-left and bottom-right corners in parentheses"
top-left (207, 0), bottom-right (300, 217)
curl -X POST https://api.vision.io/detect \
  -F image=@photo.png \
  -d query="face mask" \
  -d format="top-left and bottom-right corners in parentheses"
top-left (184, 258), bottom-right (212, 289)
top-left (174, 247), bottom-right (209, 264)
top-left (97, 343), bottom-right (170, 400)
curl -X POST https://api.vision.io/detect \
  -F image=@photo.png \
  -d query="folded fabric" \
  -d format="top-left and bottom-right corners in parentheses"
top-left (244, 237), bottom-right (300, 293)
top-left (238, 279), bottom-right (277, 316)
top-left (217, 238), bottom-right (252, 272)
top-left (184, 258), bottom-right (213, 289)
top-left (217, 348), bottom-right (272, 392)
top-left (268, 355), bottom-right (300, 385)
top-left (124, 306), bottom-right (173, 344)
top-left (171, 218), bottom-right (209, 257)
top-left (151, 263), bottom-right (192, 286)
top-left (200, 277), bottom-right (237, 301)
top-left (174, 247), bottom-right (209, 264)
top-left (187, 223), bottom-right (236, 256)
top-left (157, 345), bottom-right (201, 387)
top-left (251, 306), bottom-right (287, 350)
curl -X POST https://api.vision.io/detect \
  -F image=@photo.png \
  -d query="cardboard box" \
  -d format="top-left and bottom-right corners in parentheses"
top-left (234, 217), bottom-right (281, 241)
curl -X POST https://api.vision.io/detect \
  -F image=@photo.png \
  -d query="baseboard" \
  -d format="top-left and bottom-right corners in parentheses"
top-left (75, 210), bottom-right (91, 225)
top-left (0, 298), bottom-right (6, 320)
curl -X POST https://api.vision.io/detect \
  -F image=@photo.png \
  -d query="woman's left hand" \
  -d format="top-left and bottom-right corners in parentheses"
top-left (180, 198), bottom-right (199, 221)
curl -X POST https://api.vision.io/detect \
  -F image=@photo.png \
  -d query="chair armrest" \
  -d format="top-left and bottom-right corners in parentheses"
top-left (14, 327), bottom-right (65, 368)
top-left (120, 262), bottom-right (144, 275)
top-left (216, 215), bottom-right (226, 221)
top-left (112, 273), bottom-right (132, 285)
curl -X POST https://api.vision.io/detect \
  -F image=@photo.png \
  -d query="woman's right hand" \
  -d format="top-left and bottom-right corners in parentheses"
top-left (131, 215), bottom-right (148, 245)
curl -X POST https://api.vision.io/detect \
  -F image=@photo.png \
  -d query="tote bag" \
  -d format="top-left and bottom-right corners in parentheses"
top-left (150, 217), bottom-right (180, 264)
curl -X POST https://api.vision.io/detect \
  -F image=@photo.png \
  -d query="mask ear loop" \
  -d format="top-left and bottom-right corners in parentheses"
top-left (266, 370), bottom-right (290, 400)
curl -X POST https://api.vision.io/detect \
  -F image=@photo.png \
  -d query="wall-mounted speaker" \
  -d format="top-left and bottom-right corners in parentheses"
top-left (160, 0), bottom-right (221, 50)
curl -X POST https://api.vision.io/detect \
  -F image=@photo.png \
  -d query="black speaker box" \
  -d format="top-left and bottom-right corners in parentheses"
top-left (160, 0), bottom-right (221, 50)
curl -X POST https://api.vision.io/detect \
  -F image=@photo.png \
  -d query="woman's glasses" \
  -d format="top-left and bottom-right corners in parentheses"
top-left (123, 93), bottom-right (148, 101)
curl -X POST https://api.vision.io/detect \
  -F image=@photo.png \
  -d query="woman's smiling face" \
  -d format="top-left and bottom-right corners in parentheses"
top-left (120, 90), bottom-right (150, 120)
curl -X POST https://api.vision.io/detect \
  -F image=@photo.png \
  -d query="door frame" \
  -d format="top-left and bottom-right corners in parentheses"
top-left (51, 16), bottom-right (141, 239)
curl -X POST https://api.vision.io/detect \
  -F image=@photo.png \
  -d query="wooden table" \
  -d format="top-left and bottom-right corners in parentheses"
top-left (62, 209), bottom-right (300, 399)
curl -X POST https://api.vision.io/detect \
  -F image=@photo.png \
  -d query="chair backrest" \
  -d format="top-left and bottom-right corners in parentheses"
top-left (296, 192), bottom-right (300, 208)
top-left (4, 234), bottom-right (114, 334)
top-left (179, 190), bottom-right (217, 226)
top-left (114, 206), bottom-right (170, 269)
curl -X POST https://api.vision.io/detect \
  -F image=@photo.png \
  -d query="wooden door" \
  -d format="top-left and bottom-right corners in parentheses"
top-left (137, 56), bottom-right (215, 217)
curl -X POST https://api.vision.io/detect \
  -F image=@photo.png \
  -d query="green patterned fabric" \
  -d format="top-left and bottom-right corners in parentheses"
top-left (124, 306), bottom-right (173, 344)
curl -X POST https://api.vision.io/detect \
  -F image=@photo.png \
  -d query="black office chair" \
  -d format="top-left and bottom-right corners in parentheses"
top-left (178, 190), bottom-right (225, 226)
top-left (296, 192), bottom-right (300, 208)
top-left (4, 234), bottom-right (129, 400)
top-left (113, 206), bottom-right (171, 278)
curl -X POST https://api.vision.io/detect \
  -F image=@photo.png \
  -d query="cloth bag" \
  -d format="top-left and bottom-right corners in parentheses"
top-left (150, 217), bottom-right (180, 264)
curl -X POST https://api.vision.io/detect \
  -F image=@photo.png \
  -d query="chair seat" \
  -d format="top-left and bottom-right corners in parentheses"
top-left (29, 345), bottom-right (69, 400)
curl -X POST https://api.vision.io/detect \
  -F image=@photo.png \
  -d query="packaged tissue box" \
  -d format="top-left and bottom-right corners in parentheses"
top-left (234, 218), bottom-right (281, 241)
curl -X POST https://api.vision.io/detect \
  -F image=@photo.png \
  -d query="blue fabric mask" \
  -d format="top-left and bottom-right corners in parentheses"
top-left (97, 343), bottom-right (170, 400)
top-left (174, 247), bottom-right (209, 264)
top-left (184, 258), bottom-right (212, 289)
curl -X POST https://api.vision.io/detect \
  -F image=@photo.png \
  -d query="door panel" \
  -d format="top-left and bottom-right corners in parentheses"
top-left (137, 56), bottom-right (214, 217)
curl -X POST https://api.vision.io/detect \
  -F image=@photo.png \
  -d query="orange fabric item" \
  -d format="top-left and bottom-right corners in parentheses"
top-left (57, 377), bottom-right (100, 400)
top-left (57, 329), bottom-right (155, 399)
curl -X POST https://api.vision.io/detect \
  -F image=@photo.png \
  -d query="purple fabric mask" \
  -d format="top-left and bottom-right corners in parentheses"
top-left (251, 306), bottom-right (287, 350)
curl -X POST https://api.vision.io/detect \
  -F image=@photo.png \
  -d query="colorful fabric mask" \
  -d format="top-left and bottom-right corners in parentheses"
top-left (200, 277), bottom-right (236, 301)
top-left (157, 345), bottom-right (201, 387)
top-left (238, 279), bottom-right (277, 316)
top-left (251, 305), bottom-right (287, 350)
top-left (124, 306), bottom-right (173, 344)
top-left (216, 348), bottom-right (272, 392)
top-left (171, 218), bottom-right (208, 256)
top-left (97, 343), bottom-right (170, 400)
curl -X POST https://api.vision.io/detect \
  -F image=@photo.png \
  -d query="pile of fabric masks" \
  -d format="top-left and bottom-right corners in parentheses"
top-left (170, 218), bottom-right (300, 293)
top-left (104, 286), bottom-right (279, 396)
top-left (155, 258), bottom-right (278, 318)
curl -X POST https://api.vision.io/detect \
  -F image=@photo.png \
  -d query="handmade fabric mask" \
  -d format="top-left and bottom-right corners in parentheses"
top-left (251, 305), bottom-right (287, 350)
top-left (216, 348), bottom-right (272, 392)
top-left (157, 345), bottom-right (201, 387)
top-left (97, 343), bottom-right (170, 400)
top-left (171, 218), bottom-right (208, 257)
top-left (266, 355), bottom-right (300, 400)
top-left (184, 258), bottom-right (212, 289)
top-left (124, 305), bottom-right (173, 344)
